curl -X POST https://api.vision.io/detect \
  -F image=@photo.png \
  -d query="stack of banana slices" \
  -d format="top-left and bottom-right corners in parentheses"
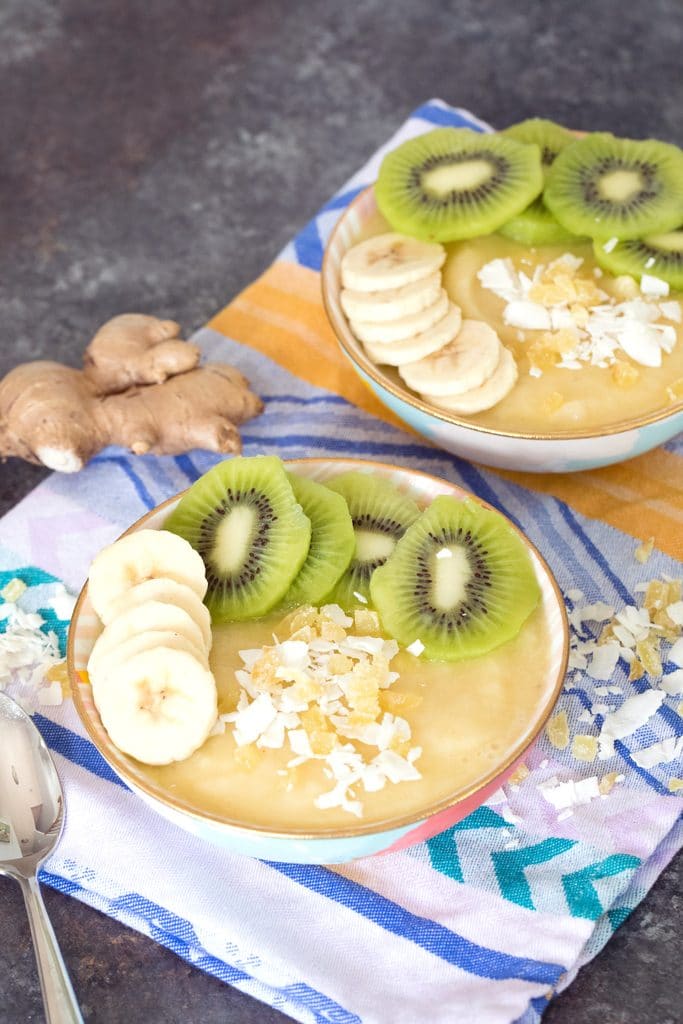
top-left (340, 232), bottom-right (518, 414)
top-left (87, 529), bottom-right (218, 765)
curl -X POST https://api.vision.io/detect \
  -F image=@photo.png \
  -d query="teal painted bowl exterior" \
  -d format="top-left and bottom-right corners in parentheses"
top-left (323, 188), bottom-right (683, 474)
top-left (69, 459), bottom-right (568, 864)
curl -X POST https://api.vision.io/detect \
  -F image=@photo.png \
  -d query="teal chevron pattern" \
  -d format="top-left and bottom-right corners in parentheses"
top-left (562, 855), bottom-right (641, 919)
top-left (427, 807), bottom-right (509, 882)
top-left (492, 839), bottom-right (577, 910)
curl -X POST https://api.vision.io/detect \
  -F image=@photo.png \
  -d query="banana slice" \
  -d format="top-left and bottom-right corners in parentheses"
top-left (364, 303), bottom-right (463, 367)
top-left (398, 319), bottom-right (502, 397)
top-left (428, 346), bottom-right (518, 414)
top-left (87, 600), bottom-right (207, 680)
top-left (89, 630), bottom-right (210, 694)
top-left (340, 272), bottom-right (442, 323)
top-left (88, 529), bottom-right (208, 623)
top-left (341, 233), bottom-right (446, 292)
top-left (105, 578), bottom-right (212, 648)
top-left (92, 647), bottom-right (218, 765)
top-left (352, 290), bottom-right (449, 344)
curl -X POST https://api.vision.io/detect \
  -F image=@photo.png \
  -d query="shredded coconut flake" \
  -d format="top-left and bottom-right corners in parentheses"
top-left (0, 595), bottom-right (67, 713)
top-left (406, 639), bottom-right (425, 657)
top-left (598, 690), bottom-right (665, 758)
top-left (478, 255), bottom-right (678, 371)
top-left (632, 736), bottom-right (683, 769)
top-left (226, 605), bottom-right (422, 816)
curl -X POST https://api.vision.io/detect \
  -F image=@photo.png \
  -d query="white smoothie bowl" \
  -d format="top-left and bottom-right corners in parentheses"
top-left (68, 458), bottom-right (568, 864)
top-left (321, 188), bottom-right (683, 474)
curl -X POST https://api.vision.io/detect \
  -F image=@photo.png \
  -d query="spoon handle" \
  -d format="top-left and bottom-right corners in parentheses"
top-left (19, 874), bottom-right (84, 1024)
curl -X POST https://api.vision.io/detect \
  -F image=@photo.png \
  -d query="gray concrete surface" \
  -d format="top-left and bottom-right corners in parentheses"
top-left (1, 1), bottom-right (681, 1021)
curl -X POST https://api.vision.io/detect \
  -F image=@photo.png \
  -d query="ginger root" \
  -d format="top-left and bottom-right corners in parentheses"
top-left (83, 314), bottom-right (201, 393)
top-left (0, 315), bottom-right (263, 473)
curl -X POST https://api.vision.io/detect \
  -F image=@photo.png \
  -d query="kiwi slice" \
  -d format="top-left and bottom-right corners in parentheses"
top-left (324, 472), bottom-right (420, 609)
top-left (498, 118), bottom-right (579, 246)
top-left (375, 127), bottom-right (544, 242)
top-left (369, 496), bottom-right (541, 662)
top-left (502, 117), bottom-right (575, 167)
top-left (593, 227), bottom-right (683, 292)
top-left (278, 472), bottom-right (356, 608)
top-left (544, 133), bottom-right (683, 241)
top-left (164, 455), bottom-right (311, 622)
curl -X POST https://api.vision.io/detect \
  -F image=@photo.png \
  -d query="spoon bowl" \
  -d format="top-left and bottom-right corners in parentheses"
top-left (0, 691), bottom-right (83, 1023)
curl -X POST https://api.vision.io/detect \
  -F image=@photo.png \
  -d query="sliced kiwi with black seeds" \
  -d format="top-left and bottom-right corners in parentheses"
top-left (164, 455), bottom-right (311, 622)
top-left (277, 472), bottom-right (356, 608)
top-left (324, 472), bottom-right (421, 610)
top-left (544, 133), bottom-right (683, 241)
top-left (593, 227), bottom-right (683, 292)
top-left (498, 118), bottom-right (580, 245)
top-left (375, 127), bottom-right (544, 242)
top-left (369, 496), bottom-right (541, 662)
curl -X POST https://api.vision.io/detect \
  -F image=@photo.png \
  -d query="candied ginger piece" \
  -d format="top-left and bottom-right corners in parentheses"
top-left (1, 578), bottom-right (27, 603)
top-left (321, 620), bottom-right (347, 643)
top-left (354, 609), bottom-right (381, 634)
top-left (300, 706), bottom-right (328, 733)
top-left (281, 605), bottom-right (318, 636)
top-left (611, 361), bottom-right (640, 388)
top-left (310, 730), bottom-right (337, 756)
top-left (634, 537), bottom-right (655, 564)
top-left (507, 763), bottom-right (530, 786)
top-left (541, 391), bottom-right (565, 415)
top-left (628, 658), bottom-right (646, 682)
top-left (572, 734), bottom-right (598, 762)
top-left (599, 771), bottom-right (621, 795)
top-left (644, 579), bottom-right (669, 613)
top-left (46, 660), bottom-right (70, 695)
top-left (546, 710), bottom-right (570, 749)
top-left (327, 652), bottom-right (353, 675)
top-left (668, 778), bottom-right (683, 793)
top-left (379, 690), bottom-right (423, 713)
top-left (635, 638), bottom-right (662, 678)
top-left (251, 649), bottom-right (281, 690)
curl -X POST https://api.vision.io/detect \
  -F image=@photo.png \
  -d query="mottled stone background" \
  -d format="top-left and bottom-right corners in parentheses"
top-left (1, 1), bottom-right (681, 1021)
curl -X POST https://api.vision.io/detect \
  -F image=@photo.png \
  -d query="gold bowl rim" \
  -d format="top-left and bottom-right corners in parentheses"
top-left (68, 457), bottom-right (570, 842)
top-left (321, 186), bottom-right (683, 443)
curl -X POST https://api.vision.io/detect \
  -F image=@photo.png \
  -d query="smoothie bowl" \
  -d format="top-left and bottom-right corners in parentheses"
top-left (322, 122), bottom-right (683, 473)
top-left (68, 457), bottom-right (568, 864)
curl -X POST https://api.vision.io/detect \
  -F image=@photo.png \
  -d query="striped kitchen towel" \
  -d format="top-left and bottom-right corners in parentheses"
top-left (1, 101), bottom-right (681, 1024)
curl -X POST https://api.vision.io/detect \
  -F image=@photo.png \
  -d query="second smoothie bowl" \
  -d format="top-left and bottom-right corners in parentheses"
top-left (68, 456), bottom-right (568, 863)
top-left (322, 122), bottom-right (683, 472)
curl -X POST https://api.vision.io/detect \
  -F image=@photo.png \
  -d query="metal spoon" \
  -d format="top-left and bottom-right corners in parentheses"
top-left (0, 691), bottom-right (83, 1023)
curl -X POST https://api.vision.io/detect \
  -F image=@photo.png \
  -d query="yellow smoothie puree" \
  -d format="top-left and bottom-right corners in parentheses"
top-left (444, 236), bottom-right (683, 434)
top-left (356, 213), bottom-right (683, 435)
top-left (141, 604), bottom-right (556, 832)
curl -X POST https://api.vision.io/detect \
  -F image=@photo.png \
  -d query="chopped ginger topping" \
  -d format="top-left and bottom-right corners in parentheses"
top-left (507, 763), bottom-right (530, 787)
top-left (599, 771), bottom-right (622, 795)
top-left (634, 536), bottom-right (655, 564)
top-left (571, 734), bottom-right (598, 762)
top-left (541, 391), bottom-right (565, 415)
top-left (546, 710), bottom-right (570, 749)
top-left (611, 361), bottom-right (640, 388)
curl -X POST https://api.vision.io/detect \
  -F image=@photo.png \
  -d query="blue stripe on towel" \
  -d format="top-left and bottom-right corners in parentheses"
top-left (40, 870), bottom-right (360, 1024)
top-left (33, 714), bottom-right (129, 790)
top-left (269, 862), bottom-right (564, 985)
